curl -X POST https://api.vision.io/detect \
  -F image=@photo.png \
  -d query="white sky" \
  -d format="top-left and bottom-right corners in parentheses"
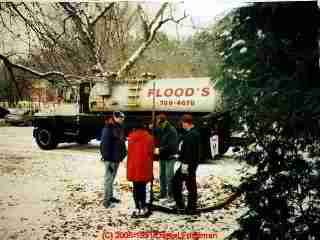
top-left (182, 0), bottom-right (317, 17)
top-left (166, 0), bottom-right (317, 37)
top-left (183, 0), bottom-right (246, 18)
top-left (158, 0), bottom-right (248, 38)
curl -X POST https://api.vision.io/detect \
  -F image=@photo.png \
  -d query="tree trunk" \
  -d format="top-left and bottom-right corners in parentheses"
top-left (318, 0), bottom-right (320, 70)
top-left (117, 41), bottom-right (149, 79)
top-left (0, 55), bottom-right (22, 101)
top-left (116, 3), bottom-right (174, 79)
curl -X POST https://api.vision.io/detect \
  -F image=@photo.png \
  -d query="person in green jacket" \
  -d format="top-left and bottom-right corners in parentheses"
top-left (153, 113), bottom-right (179, 202)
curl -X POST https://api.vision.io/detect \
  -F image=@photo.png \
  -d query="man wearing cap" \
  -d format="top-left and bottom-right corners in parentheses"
top-left (173, 114), bottom-right (201, 214)
top-left (100, 111), bottom-right (127, 208)
top-left (153, 113), bottom-right (179, 202)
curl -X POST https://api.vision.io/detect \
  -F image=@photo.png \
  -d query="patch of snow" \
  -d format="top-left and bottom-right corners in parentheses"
top-left (230, 39), bottom-right (245, 49)
top-left (220, 30), bottom-right (230, 37)
top-left (257, 29), bottom-right (265, 39)
top-left (240, 47), bottom-right (247, 54)
top-left (224, 53), bottom-right (232, 59)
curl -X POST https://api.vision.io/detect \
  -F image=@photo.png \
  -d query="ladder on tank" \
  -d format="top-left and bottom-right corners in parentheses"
top-left (126, 78), bottom-right (146, 108)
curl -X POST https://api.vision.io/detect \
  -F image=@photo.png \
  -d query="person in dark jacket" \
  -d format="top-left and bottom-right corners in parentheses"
top-left (153, 113), bottom-right (178, 201)
top-left (100, 111), bottom-right (127, 208)
top-left (173, 114), bottom-right (201, 214)
top-left (127, 121), bottom-right (154, 217)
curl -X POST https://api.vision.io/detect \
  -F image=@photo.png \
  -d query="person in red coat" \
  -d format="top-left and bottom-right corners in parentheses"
top-left (127, 121), bottom-right (154, 217)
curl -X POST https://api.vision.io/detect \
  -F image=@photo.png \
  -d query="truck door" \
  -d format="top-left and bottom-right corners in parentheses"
top-left (80, 83), bottom-right (90, 113)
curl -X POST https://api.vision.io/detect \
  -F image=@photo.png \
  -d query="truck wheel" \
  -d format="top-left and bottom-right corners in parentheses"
top-left (35, 128), bottom-right (58, 150)
top-left (219, 142), bottom-right (230, 155)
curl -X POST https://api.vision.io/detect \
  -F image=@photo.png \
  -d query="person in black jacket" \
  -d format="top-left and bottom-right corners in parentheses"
top-left (153, 113), bottom-right (178, 202)
top-left (173, 114), bottom-right (201, 214)
top-left (100, 111), bottom-right (127, 208)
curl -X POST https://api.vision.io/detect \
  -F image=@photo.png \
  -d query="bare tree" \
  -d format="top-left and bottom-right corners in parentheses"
top-left (0, 1), bottom-right (187, 100)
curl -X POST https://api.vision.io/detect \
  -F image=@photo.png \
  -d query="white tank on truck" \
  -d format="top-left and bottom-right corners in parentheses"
top-left (32, 76), bottom-right (231, 159)
top-left (89, 77), bottom-right (222, 113)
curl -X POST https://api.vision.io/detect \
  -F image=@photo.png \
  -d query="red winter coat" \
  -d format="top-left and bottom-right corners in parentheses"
top-left (127, 130), bottom-right (154, 182)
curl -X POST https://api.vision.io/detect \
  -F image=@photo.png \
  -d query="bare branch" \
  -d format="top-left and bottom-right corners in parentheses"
top-left (59, 2), bottom-right (96, 63)
top-left (9, 3), bottom-right (41, 37)
top-left (1, 2), bottom-right (188, 86)
top-left (0, 54), bottom-right (83, 85)
top-left (56, 16), bottom-right (72, 40)
top-left (90, 2), bottom-right (115, 26)
top-left (117, 2), bottom-right (187, 79)
top-left (172, 11), bottom-right (188, 24)
top-left (149, 2), bottom-right (169, 29)
top-left (137, 4), bottom-right (150, 40)
top-left (0, 11), bottom-right (20, 38)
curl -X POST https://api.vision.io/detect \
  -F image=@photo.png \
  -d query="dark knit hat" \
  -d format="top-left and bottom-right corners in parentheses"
top-left (113, 111), bottom-right (125, 119)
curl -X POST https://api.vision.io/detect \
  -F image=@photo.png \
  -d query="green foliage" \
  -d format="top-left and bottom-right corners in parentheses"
top-left (229, 91), bottom-right (320, 240)
top-left (188, 29), bottom-right (224, 78)
top-left (216, 2), bottom-right (320, 103)
top-left (129, 31), bottom-right (207, 78)
top-left (210, 2), bottom-right (320, 239)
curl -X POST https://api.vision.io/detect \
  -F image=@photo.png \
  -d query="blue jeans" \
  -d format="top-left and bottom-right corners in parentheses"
top-left (159, 159), bottom-right (175, 198)
top-left (104, 161), bottom-right (120, 204)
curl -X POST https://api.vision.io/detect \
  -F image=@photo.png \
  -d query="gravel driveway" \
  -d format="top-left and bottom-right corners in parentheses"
top-left (0, 126), bottom-right (249, 240)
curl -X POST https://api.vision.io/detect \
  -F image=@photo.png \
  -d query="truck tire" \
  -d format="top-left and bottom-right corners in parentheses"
top-left (35, 128), bottom-right (58, 150)
top-left (219, 141), bottom-right (230, 155)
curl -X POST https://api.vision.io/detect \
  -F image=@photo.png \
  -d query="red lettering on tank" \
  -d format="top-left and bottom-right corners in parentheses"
top-left (164, 88), bottom-right (173, 97)
top-left (149, 87), bottom-right (206, 97)
top-left (185, 88), bottom-right (194, 96)
top-left (201, 87), bottom-right (210, 96)
top-left (156, 89), bottom-right (162, 97)
top-left (175, 88), bottom-right (183, 97)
